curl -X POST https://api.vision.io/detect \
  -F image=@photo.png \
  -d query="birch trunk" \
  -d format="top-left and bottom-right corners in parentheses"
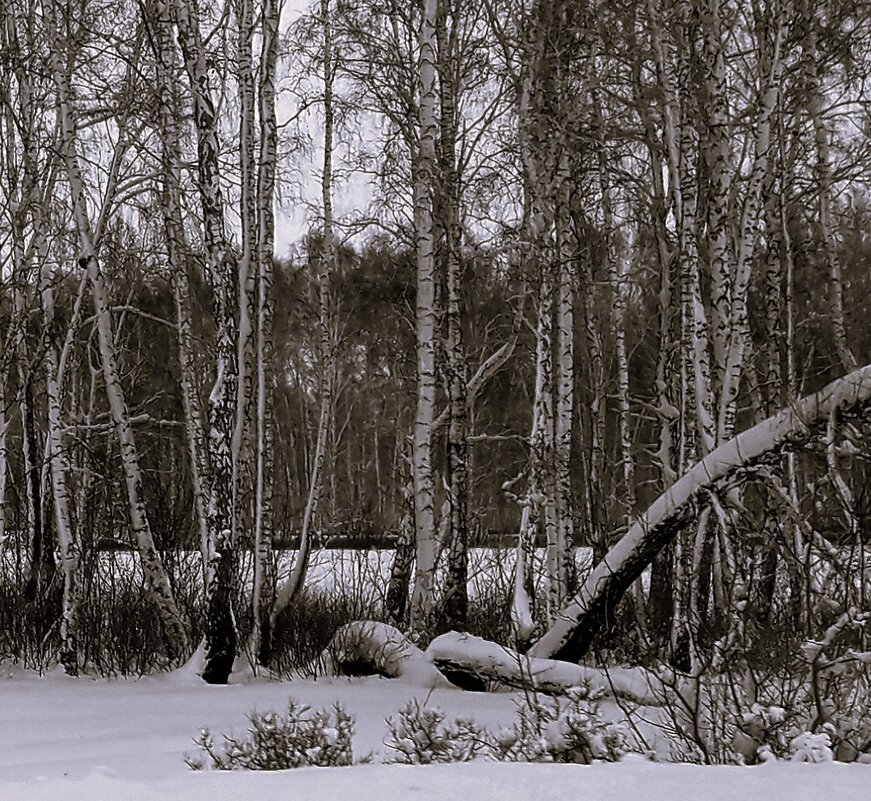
top-left (717, 21), bottom-right (784, 440)
top-left (437, 0), bottom-right (469, 632)
top-left (551, 164), bottom-right (574, 617)
top-left (233, 0), bottom-right (258, 528)
top-left (271, 3), bottom-right (335, 624)
top-left (174, 0), bottom-right (240, 682)
top-left (699, 0), bottom-right (732, 402)
top-left (800, 0), bottom-right (856, 373)
top-left (596, 104), bottom-right (643, 633)
top-left (41, 256), bottom-right (80, 675)
top-left (252, 0), bottom-right (280, 666)
top-left (149, 0), bottom-right (211, 585)
top-left (410, 0), bottom-right (440, 638)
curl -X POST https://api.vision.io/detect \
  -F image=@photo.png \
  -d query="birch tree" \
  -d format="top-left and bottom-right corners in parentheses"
top-left (252, 0), bottom-right (281, 667)
top-left (271, 0), bottom-right (336, 636)
top-left (410, 0), bottom-right (440, 637)
top-left (172, 0), bottom-right (241, 681)
top-left (43, 0), bottom-right (189, 660)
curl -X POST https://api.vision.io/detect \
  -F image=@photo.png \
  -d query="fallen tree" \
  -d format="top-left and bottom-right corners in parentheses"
top-left (313, 621), bottom-right (452, 688)
top-left (316, 366), bottom-right (871, 693)
top-left (426, 632), bottom-right (664, 705)
top-left (317, 625), bottom-right (665, 705)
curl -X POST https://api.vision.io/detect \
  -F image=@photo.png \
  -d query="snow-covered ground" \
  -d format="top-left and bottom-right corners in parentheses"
top-left (2, 667), bottom-right (870, 801)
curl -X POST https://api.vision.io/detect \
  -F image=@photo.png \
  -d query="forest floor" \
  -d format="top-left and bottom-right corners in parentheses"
top-left (1, 665), bottom-right (869, 800)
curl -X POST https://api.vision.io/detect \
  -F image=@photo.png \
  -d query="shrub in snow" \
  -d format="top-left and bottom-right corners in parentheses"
top-left (790, 730), bottom-right (834, 763)
top-left (731, 703), bottom-right (796, 763)
top-left (494, 686), bottom-right (634, 764)
top-left (384, 687), bottom-right (636, 767)
top-left (186, 700), bottom-right (354, 770)
top-left (384, 698), bottom-right (490, 764)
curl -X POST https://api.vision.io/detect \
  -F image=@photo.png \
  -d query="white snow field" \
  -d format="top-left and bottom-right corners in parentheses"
top-left (2, 667), bottom-right (870, 801)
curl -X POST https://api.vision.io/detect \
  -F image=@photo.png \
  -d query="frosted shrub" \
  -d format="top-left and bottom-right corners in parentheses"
top-left (384, 698), bottom-right (490, 764)
top-left (790, 730), bottom-right (834, 763)
top-left (732, 703), bottom-right (795, 763)
top-left (384, 687), bottom-right (635, 767)
top-left (186, 700), bottom-right (354, 770)
top-left (494, 687), bottom-right (634, 764)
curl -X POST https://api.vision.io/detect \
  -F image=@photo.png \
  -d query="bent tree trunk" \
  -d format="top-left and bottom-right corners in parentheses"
top-left (529, 364), bottom-right (871, 663)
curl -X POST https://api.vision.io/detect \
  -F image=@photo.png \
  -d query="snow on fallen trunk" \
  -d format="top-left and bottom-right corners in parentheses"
top-left (426, 631), bottom-right (664, 706)
top-left (530, 363), bottom-right (871, 663)
top-left (317, 621), bottom-right (453, 688)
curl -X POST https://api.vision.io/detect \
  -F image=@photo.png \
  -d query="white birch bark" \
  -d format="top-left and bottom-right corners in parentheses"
top-left (552, 154), bottom-right (574, 616)
top-left (41, 254), bottom-right (80, 675)
top-left (437, 0), bottom-right (469, 631)
top-left (173, 0), bottom-right (240, 682)
top-left (717, 21), bottom-right (785, 441)
top-left (271, 0), bottom-right (335, 625)
top-left (232, 0), bottom-right (258, 524)
top-left (699, 0), bottom-right (732, 401)
top-left (410, 0), bottom-right (440, 638)
top-left (148, 0), bottom-right (211, 585)
top-left (800, 0), bottom-right (856, 374)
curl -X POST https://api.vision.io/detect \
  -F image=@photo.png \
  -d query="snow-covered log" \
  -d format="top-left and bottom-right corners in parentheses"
top-left (426, 632), bottom-right (664, 706)
top-left (318, 622), bottom-right (453, 688)
top-left (530, 364), bottom-right (871, 663)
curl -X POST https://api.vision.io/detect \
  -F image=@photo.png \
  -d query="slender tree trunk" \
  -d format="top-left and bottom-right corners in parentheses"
top-left (387, 463), bottom-right (416, 626)
top-left (41, 255), bottom-right (80, 674)
top-left (595, 98), bottom-right (643, 635)
top-left (271, 0), bottom-right (336, 631)
top-left (233, 0), bottom-right (258, 531)
top-left (800, 0), bottom-right (855, 374)
top-left (252, 0), bottom-right (280, 667)
top-left (717, 19), bottom-right (784, 440)
top-left (437, 0), bottom-right (469, 632)
top-left (551, 154), bottom-right (575, 613)
top-left (410, 0), bottom-right (440, 639)
top-left (148, 0), bottom-right (212, 585)
top-left (699, 0), bottom-right (732, 403)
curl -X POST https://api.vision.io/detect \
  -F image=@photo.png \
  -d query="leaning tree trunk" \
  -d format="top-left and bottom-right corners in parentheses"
top-left (529, 363), bottom-right (871, 664)
top-left (47, 0), bottom-right (189, 660)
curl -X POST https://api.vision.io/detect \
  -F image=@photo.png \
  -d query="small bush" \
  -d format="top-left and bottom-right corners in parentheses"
top-left (186, 700), bottom-right (354, 770)
top-left (384, 698), bottom-right (491, 763)
top-left (494, 686), bottom-right (635, 764)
